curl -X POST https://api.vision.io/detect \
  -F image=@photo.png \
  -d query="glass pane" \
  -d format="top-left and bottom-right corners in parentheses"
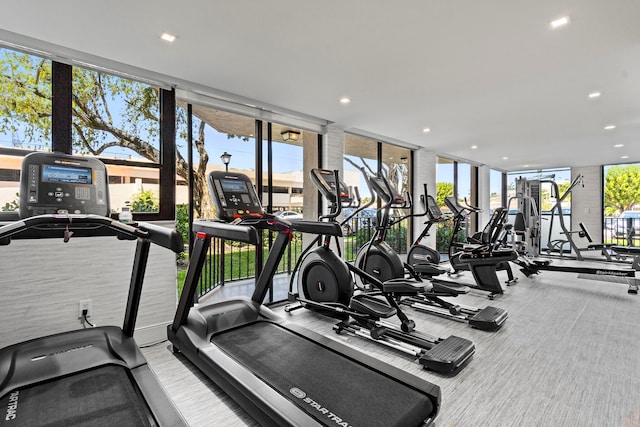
top-left (104, 164), bottom-right (159, 214)
top-left (603, 163), bottom-right (640, 246)
top-left (71, 69), bottom-right (160, 161)
top-left (266, 124), bottom-right (304, 215)
top-left (190, 106), bottom-right (256, 220)
top-left (343, 134), bottom-right (379, 261)
top-left (381, 143), bottom-right (411, 254)
top-left (0, 48), bottom-right (52, 209)
top-left (490, 169), bottom-right (504, 212)
top-left (436, 157), bottom-right (455, 253)
top-left (507, 168), bottom-right (571, 252)
top-left (71, 67), bottom-right (161, 213)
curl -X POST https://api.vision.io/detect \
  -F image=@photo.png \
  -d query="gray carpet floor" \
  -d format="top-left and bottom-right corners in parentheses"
top-left (143, 260), bottom-right (640, 426)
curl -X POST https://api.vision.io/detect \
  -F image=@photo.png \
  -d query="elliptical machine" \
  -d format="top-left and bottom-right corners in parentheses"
top-left (347, 162), bottom-right (507, 330)
top-left (285, 168), bottom-right (475, 373)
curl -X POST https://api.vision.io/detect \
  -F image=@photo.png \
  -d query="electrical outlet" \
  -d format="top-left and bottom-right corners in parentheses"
top-left (78, 299), bottom-right (92, 319)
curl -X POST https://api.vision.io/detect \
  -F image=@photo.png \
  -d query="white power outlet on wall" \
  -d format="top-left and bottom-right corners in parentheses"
top-left (78, 299), bottom-right (92, 319)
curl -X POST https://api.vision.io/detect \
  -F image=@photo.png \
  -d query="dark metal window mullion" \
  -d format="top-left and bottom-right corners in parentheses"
top-left (51, 61), bottom-right (72, 154)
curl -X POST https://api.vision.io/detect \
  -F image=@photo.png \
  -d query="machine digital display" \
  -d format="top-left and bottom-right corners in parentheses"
top-left (220, 178), bottom-right (249, 193)
top-left (42, 164), bottom-right (92, 185)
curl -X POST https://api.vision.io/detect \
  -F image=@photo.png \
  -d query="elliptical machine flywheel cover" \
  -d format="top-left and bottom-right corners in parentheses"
top-left (298, 249), bottom-right (353, 304)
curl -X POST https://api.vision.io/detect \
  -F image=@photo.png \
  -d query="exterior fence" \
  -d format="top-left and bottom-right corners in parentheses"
top-left (194, 231), bottom-right (304, 299)
top-left (189, 218), bottom-right (408, 299)
top-left (604, 216), bottom-right (639, 247)
top-left (184, 215), bottom-right (639, 300)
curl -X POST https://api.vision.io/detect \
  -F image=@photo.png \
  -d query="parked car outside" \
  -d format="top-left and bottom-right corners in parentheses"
top-left (274, 210), bottom-right (303, 220)
top-left (342, 208), bottom-right (378, 235)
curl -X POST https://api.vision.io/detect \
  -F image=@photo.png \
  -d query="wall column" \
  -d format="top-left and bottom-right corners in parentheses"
top-left (477, 165), bottom-right (491, 227)
top-left (571, 165), bottom-right (602, 239)
top-left (413, 148), bottom-right (437, 248)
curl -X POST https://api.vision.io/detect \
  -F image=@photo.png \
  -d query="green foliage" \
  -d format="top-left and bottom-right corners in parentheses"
top-left (436, 182), bottom-right (454, 208)
top-left (1, 193), bottom-right (19, 212)
top-left (177, 247), bottom-right (258, 297)
top-left (605, 165), bottom-right (640, 215)
top-left (226, 133), bottom-right (250, 142)
top-left (130, 189), bottom-right (159, 213)
top-left (175, 204), bottom-right (189, 245)
top-left (435, 221), bottom-right (467, 253)
top-left (0, 48), bottom-right (205, 216)
top-left (0, 51), bottom-right (52, 145)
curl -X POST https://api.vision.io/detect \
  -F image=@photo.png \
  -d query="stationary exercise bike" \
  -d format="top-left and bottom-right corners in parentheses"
top-left (285, 168), bottom-right (475, 373)
top-left (445, 197), bottom-right (518, 299)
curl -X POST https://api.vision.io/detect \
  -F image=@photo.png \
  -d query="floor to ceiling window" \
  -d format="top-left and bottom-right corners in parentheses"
top-left (490, 168), bottom-right (506, 212)
top-left (0, 48), bottom-right (51, 212)
top-left (436, 157), bottom-right (480, 254)
top-left (0, 46), bottom-right (175, 221)
top-left (343, 134), bottom-right (411, 259)
top-left (72, 67), bottom-right (162, 214)
top-left (603, 162), bottom-right (640, 246)
top-left (507, 168), bottom-right (572, 252)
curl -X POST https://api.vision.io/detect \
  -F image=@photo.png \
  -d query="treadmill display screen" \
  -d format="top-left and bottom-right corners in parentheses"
top-left (220, 178), bottom-right (248, 193)
top-left (42, 164), bottom-right (92, 184)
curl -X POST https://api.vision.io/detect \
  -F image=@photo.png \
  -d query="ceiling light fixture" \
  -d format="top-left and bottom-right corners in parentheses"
top-left (422, 128), bottom-right (431, 133)
top-left (502, 157), bottom-right (509, 160)
top-left (621, 155), bottom-right (629, 159)
top-left (604, 125), bottom-right (616, 130)
top-left (281, 130), bottom-right (301, 142)
top-left (550, 16), bottom-right (570, 29)
top-left (160, 32), bottom-right (176, 43)
top-left (471, 145), bottom-right (478, 149)
top-left (339, 97), bottom-right (350, 104)
top-left (614, 144), bottom-right (624, 148)
top-left (588, 92), bottom-right (601, 98)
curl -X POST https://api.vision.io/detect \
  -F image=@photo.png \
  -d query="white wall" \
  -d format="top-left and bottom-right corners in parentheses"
top-left (0, 220), bottom-right (178, 348)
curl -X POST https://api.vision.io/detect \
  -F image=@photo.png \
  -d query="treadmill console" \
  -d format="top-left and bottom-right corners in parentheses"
top-left (208, 171), bottom-right (264, 221)
top-left (310, 168), bottom-right (351, 204)
top-left (19, 152), bottom-right (109, 218)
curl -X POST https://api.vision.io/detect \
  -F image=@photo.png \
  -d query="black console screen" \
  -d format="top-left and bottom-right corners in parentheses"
top-left (220, 178), bottom-right (248, 193)
top-left (42, 164), bottom-right (92, 185)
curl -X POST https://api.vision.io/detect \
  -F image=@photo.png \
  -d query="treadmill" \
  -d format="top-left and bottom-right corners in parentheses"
top-left (0, 152), bottom-right (186, 426)
top-left (168, 171), bottom-right (441, 427)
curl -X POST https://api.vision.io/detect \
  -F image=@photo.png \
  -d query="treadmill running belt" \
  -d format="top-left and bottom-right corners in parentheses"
top-left (0, 365), bottom-right (156, 427)
top-left (212, 320), bottom-right (432, 427)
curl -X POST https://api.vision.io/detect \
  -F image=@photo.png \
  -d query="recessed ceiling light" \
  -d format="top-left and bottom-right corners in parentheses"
top-left (550, 16), bottom-right (570, 29)
top-left (614, 144), bottom-right (624, 148)
top-left (588, 92), bottom-right (601, 98)
top-left (339, 97), bottom-right (350, 104)
top-left (604, 125), bottom-right (616, 130)
top-left (523, 164), bottom-right (530, 167)
top-left (471, 145), bottom-right (478, 149)
top-left (502, 157), bottom-right (509, 160)
top-left (160, 32), bottom-right (176, 43)
top-left (621, 155), bottom-right (629, 159)
top-left (422, 128), bottom-right (431, 133)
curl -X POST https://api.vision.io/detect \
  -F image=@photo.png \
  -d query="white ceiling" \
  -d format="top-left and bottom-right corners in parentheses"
top-left (1, 0), bottom-right (639, 171)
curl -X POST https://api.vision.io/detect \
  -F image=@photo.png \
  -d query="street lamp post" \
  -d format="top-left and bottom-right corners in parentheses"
top-left (220, 151), bottom-right (232, 172)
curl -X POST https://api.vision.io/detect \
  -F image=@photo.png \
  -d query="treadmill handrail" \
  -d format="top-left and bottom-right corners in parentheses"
top-left (194, 218), bottom-right (342, 241)
top-left (0, 214), bottom-right (183, 253)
